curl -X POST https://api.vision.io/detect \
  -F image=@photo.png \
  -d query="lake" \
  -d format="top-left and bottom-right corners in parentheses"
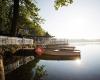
top-left (6, 42), bottom-right (100, 80)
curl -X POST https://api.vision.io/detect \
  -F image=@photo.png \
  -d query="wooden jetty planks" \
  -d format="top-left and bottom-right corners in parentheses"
top-left (40, 49), bottom-right (81, 60)
top-left (44, 49), bottom-right (80, 56)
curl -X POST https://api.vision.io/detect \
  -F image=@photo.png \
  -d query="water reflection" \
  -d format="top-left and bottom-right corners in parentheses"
top-left (37, 44), bottom-right (100, 80)
top-left (33, 65), bottom-right (47, 80)
top-left (39, 53), bottom-right (81, 60)
top-left (5, 57), bottom-right (48, 80)
top-left (75, 58), bottom-right (81, 65)
top-left (6, 44), bottom-right (100, 80)
top-left (5, 55), bottom-right (80, 80)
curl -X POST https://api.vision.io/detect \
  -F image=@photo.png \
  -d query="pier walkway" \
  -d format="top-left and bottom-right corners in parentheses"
top-left (0, 36), bottom-right (80, 80)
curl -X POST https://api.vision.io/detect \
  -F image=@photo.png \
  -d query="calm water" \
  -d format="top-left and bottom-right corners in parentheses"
top-left (6, 43), bottom-right (100, 80)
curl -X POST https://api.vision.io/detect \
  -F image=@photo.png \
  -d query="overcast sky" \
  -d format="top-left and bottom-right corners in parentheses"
top-left (37, 0), bottom-right (100, 39)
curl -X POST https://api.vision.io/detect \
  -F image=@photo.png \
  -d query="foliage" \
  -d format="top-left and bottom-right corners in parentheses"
top-left (54, 0), bottom-right (73, 10)
top-left (34, 65), bottom-right (47, 80)
top-left (44, 32), bottom-right (51, 37)
top-left (1, 0), bottom-right (73, 37)
top-left (0, 0), bottom-right (12, 35)
top-left (1, 0), bottom-right (45, 37)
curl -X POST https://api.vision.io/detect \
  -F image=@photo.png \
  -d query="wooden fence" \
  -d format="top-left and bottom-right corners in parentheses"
top-left (0, 36), bottom-right (33, 45)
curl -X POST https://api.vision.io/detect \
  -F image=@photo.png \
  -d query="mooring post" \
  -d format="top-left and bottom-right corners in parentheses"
top-left (0, 55), bottom-right (5, 80)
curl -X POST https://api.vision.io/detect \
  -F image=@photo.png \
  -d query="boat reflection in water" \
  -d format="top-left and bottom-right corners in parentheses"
top-left (40, 55), bottom-right (81, 60)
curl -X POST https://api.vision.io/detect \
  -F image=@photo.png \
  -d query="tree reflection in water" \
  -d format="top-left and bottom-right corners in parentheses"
top-left (33, 65), bottom-right (47, 80)
top-left (5, 57), bottom-right (47, 80)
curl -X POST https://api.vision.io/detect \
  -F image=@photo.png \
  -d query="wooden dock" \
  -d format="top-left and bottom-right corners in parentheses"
top-left (44, 46), bottom-right (75, 51)
top-left (40, 48), bottom-right (80, 60)
top-left (0, 36), bottom-right (81, 80)
top-left (14, 44), bottom-right (81, 60)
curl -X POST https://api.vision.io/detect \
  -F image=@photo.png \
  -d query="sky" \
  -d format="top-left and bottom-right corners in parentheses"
top-left (37, 0), bottom-right (100, 39)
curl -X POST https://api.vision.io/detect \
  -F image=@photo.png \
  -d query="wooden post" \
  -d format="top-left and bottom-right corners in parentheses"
top-left (0, 55), bottom-right (5, 80)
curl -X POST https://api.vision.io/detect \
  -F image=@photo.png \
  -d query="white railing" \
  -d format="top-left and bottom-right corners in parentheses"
top-left (47, 38), bottom-right (69, 45)
top-left (0, 36), bottom-right (33, 45)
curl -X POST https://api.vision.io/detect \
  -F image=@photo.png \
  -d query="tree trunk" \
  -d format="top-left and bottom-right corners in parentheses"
top-left (10, 0), bottom-right (19, 36)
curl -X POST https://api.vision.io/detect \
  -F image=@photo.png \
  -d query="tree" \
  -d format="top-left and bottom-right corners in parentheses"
top-left (16, 2), bottom-right (44, 37)
top-left (10, 0), bottom-right (73, 36)
top-left (0, 0), bottom-right (12, 35)
top-left (10, 0), bottom-right (19, 36)
top-left (54, 0), bottom-right (73, 10)
top-left (1, 0), bottom-right (73, 37)
top-left (1, 0), bottom-right (44, 36)
top-left (45, 32), bottom-right (51, 37)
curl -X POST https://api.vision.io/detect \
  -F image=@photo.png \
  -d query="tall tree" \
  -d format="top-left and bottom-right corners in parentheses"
top-left (10, 0), bottom-right (19, 36)
top-left (10, 0), bottom-right (73, 36)
top-left (1, 0), bottom-right (73, 36)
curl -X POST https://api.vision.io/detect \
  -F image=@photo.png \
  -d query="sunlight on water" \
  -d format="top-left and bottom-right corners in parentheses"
top-left (75, 58), bottom-right (81, 65)
top-left (6, 44), bottom-right (100, 80)
top-left (53, 49), bottom-right (59, 51)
